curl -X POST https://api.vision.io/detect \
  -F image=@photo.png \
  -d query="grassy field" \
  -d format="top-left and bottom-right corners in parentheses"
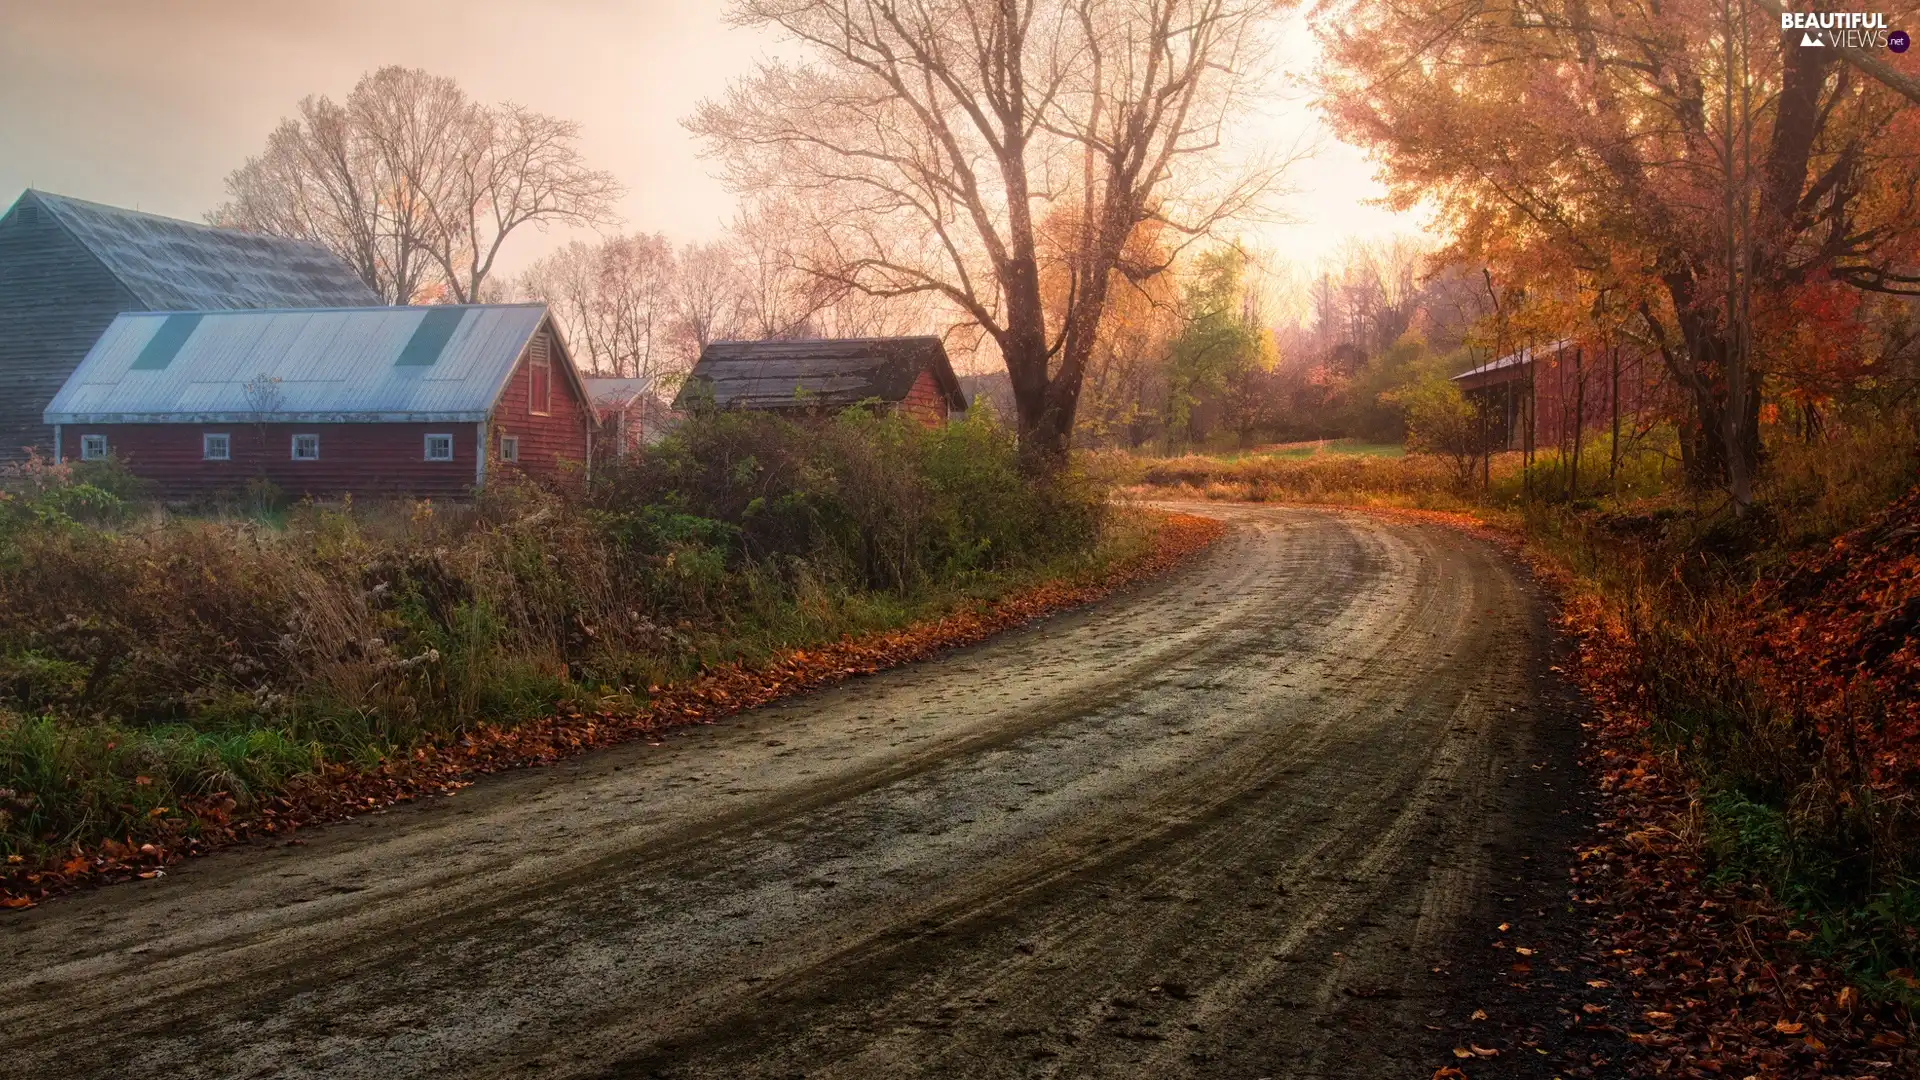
top-left (1233, 438), bottom-right (1405, 460)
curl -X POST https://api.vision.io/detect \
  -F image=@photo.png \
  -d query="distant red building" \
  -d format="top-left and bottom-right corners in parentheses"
top-left (1453, 339), bottom-right (1669, 452)
top-left (583, 376), bottom-right (676, 458)
top-left (43, 304), bottom-right (593, 501)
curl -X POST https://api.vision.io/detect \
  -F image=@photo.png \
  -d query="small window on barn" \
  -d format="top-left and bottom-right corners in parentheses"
top-left (80, 434), bottom-right (107, 461)
top-left (424, 433), bottom-right (454, 462)
top-left (291, 433), bottom-right (319, 461)
top-left (203, 433), bottom-right (231, 461)
top-left (528, 333), bottom-right (552, 416)
top-left (499, 434), bottom-right (520, 463)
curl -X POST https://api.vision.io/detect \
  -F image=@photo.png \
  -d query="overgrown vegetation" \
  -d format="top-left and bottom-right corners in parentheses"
top-left (0, 409), bottom-right (1113, 863)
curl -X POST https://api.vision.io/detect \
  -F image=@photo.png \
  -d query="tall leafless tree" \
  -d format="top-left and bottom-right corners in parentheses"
top-left (690, 0), bottom-right (1292, 459)
top-left (214, 66), bottom-right (620, 306)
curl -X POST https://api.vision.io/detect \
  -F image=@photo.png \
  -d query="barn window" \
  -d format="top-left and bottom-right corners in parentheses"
top-left (424, 433), bottom-right (454, 461)
top-left (80, 434), bottom-right (107, 461)
top-left (499, 434), bottom-right (520, 463)
top-left (203, 433), bottom-right (231, 461)
top-left (528, 333), bottom-right (552, 416)
top-left (291, 433), bottom-right (319, 461)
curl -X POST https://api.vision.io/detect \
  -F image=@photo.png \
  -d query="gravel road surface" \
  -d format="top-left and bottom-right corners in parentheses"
top-left (1, 503), bottom-right (1579, 1079)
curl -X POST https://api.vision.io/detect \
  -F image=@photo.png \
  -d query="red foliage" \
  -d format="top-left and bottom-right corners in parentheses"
top-left (0, 512), bottom-right (1225, 910)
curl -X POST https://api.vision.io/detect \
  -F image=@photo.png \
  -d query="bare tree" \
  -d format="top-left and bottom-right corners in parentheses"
top-left (422, 101), bottom-right (623, 303)
top-left (672, 240), bottom-right (743, 359)
top-left (519, 233), bottom-right (680, 379)
top-left (216, 93), bottom-right (442, 304)
top-left (690, 0), bottom-right (1292, 459)
top-left (215, 66), bottom-right (620, 306)
top-left (729, 201), bottom-right (841, 340)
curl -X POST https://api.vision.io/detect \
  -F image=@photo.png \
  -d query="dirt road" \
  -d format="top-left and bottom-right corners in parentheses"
top-left (0, 504), bottom-right (1583, 1079)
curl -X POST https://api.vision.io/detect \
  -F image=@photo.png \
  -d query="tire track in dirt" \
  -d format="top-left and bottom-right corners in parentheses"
top-left (0, 504), bottom-right (1571, 1079)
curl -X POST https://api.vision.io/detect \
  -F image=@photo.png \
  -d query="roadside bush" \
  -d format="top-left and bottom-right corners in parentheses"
top-left (593, 407), bottom-right (1104, 592)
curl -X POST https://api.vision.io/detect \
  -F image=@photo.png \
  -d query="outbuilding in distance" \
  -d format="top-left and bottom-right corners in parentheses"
top-left (43, 303), bottom-right (593, 502)
top-left (672, 337), bottom-right (968, 425)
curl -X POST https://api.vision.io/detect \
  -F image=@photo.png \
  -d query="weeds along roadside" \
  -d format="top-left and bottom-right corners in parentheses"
top-left (1126, 417), bottom-right (1920, 1006)
top-left (0, 407), bottom-right (1140, 876)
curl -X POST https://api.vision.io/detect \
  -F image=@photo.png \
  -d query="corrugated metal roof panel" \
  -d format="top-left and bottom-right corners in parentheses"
top-left (31, 191), bottom-right (380, 311)
top-left (45, 305), bottom-right (552, 424)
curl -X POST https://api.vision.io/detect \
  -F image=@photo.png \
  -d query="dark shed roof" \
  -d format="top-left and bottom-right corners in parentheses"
top-left (25, 190), bottom-right (379, 310)
top-left (1452, 339), bottom-right (1574, 388)
top-left (673, 337), bottom-right (967, 413)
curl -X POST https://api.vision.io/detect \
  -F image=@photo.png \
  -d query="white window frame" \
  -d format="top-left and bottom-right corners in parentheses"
top-left (203, 432), bottom-right (231, 461)
top-left (79, 434), bottom-right (107, 461)
top-left (499, 434), bottom-right (520, 463)
top-left (424, 433), bottom-right (454, 462)
top-left (290, 433), bottom-right (320, 461)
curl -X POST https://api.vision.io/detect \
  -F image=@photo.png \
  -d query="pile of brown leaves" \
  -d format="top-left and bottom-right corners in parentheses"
top-left (1, 511), bottom-right (1225, 910)
top-left (1551, 580), bottom-right (1917, 1078)
top-left (1745, 485), bottom-right (1920, 794)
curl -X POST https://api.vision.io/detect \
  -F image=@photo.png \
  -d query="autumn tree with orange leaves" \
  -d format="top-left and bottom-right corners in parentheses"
top-left (1319, 0), bottom-right (1920, 506)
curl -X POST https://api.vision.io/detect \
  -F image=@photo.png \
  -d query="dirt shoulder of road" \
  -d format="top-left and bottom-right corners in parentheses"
top-left (1, 510), bottom-right (1226, 912)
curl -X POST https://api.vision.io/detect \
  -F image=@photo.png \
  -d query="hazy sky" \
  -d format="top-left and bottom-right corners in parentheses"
top-left (0, 0), bottom-right (1422, 279)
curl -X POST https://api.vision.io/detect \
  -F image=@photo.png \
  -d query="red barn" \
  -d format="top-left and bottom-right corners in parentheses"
top-left (43, 304), bottom-right (592, 501)
top-left (1452, 338), bottom-right (1670, 452)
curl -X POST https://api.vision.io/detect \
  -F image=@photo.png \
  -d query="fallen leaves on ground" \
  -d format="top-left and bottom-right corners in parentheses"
top-left (0, 511), bottom-right (1226, 910)
top-left (1745, 484), bottom-right (1920, 797)
top-left (1551, 570), bottom-right (1920, 1078)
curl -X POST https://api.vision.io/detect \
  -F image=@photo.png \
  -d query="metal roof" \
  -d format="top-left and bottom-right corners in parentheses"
top-left (45, 305), bottom-right (558, 424)
top-left (582, 375), bottom-right (662, 412)
top-left (24, 190), bottom-right (379, 311)
top-left (673, 337), bottom-right (967, 413)
top-left (1452, 339), bottom-right (1574, 383)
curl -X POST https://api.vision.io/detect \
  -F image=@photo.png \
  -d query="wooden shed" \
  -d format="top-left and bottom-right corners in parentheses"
top-left (1453, 339), bottom-right (1667, 452)
top-left (0, 190), bottom-right (378, 462)
top-left (43, 304), bottom-right (592, 501)
top-left (672, 337), bottom-right (967, 425)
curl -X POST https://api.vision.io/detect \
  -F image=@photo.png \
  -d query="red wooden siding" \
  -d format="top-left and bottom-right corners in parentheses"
top-left (59, 422), bottom-right (480, 501)
top-left (489, 327), bottom-right (592, 485)
top-left (1461, 345), bottom-right (1670, 452)
top-left (899, 366), bottom-right (950, 426)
